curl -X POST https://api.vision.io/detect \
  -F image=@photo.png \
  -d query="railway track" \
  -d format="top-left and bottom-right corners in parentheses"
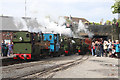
top-left (2, 54), bottom-right (80, 72)
top-left (14, 55), bottom-right (89, 79)
top-left (2, 55), bottom-right (71, 72)
top-left (1, 56), bottom-right (46, 66)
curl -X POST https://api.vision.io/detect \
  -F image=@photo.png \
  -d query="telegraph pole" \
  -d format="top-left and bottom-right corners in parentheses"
top-left (25, 0), bottom-right (27, 17)
top-left (24, 0), bottom-right (28, 31)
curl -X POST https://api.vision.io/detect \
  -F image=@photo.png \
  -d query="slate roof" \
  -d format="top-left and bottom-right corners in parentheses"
top-left (64, 16), bottom-right (89, 23)
top-left (0, 16), bottom-right (40, 30)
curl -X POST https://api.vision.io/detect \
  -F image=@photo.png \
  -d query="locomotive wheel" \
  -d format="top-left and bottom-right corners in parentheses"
top-left (78, 52), bottom-right (84, 55)
top-left (64, 53), bottom-right (69, 56)
top-left (53, 54), bottom-right (58, 57)
top-left (57, 54), bottom-right (60, 57)
top-left (56, 52), bottom-right (61, 57)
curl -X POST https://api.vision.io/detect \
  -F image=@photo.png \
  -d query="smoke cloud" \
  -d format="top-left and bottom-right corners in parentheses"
top-left (12, 0), bottom-right (94, 38)
top-left (13, 16), bottom-right (94, 38)
top-left (13, 16), bottom-right (72, 37)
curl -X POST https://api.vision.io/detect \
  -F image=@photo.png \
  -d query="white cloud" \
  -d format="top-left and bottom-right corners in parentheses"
top-left (47, 0), bottom-right (115, 3)
top-left (27, 0), bottom-right (117, 22)
top-left (1, 0), bottom-right (24, 3)
top-left (1, 0), bottom-right (115, 4)
top-left (0, 0), bottom-right (117, 22)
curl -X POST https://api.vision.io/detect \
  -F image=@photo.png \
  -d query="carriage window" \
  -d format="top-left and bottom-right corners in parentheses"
top-left (26, 34), bottom-right (29, 38)
top-left (49, 35), bottom-right (52, 40)
top-left (54, 35), bottom-right (57, 40)
top-left (13, 35), bottom-right (17, 38)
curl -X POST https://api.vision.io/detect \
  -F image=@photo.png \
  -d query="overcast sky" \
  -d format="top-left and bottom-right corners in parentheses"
top-left (0, 0), bottom-right (118, 23)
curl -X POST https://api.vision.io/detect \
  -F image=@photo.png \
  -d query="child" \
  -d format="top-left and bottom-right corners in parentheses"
top-left (110, 48), bottom-right (116, 58)
top-left (8, 42), bottom-right (13, 56)
top-left (112, 40), bottom-right (120, 58)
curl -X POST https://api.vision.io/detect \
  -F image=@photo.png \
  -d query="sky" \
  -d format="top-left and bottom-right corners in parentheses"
top-left (0, 0), bottom-right (118, 23)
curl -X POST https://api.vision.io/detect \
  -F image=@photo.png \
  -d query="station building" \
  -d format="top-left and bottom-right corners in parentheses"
top-left (65, 16), bottom-right (120, 41)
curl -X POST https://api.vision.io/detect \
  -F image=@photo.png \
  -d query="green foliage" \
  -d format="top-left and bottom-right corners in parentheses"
top-left (89, 22), bottom-right (92, 25)
top-left (89, 22), bottom-right (101, 25)
top-left (94, 23), bottom-right (101, 25)
top-left (111, 1), bottom-right (120, 14)
top-left (100, 18), bottom-right (104, 24)
top-left (112, 18), bottom-right (117, 23)
top-left (106, 20), bottom-right (112, 25)
top-left (115, 0), bottom-right (120, 1)
top-left (117, 18), bottom-right (120, 27)
top-left (112, 18), bottom-right (120, 27)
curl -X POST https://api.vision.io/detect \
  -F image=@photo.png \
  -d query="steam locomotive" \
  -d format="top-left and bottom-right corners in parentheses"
top-left (60, 35), bottom-right (74, 56)
top-left (12, 31), bottom-right (91, 60)
top-left (13, 31), bottom-right (61, 60)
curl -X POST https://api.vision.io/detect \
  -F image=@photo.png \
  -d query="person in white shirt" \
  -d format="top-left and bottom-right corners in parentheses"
top-left (103, 41), bottom-right (108, 57)
top-left (107, 39), bottom-right (112, 57)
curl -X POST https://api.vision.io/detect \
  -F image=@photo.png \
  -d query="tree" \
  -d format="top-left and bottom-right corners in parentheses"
top-left (112, 18), bottom-right (117, 24)
top-left (111, 0), bottom-right (120, 40)
top-left (106, 20), bottom-right (112, 25)
top-left (100, 18), bottom-right (103, 25)
top-left (117, 18), bottom-right (120, 27)
top-left (111, 0), bottom-right (120, 14)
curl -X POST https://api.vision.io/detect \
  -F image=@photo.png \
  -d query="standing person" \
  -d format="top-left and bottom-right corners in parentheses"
top-left (103, 41), bottom-right (108, 57)
top-left (107, 39), bottom-right (112, 57)
top-left (111, 41), bottom-right (117, 57)
top-left (1, 40), bottom-right (6, 57)
top-left (91, 42), bottom-right (95, 56)
top-left (4, 43), bottom-right (8, 57)
top-left (0, 45), bottom-right (2, 56)
top-left (8, 42), bottom-right (13, 56)
top-left (95, 41), bottom-right (100, 57)
top-left (99, 42), bottom-right (104, 57)
top-left (98, 41), bottom-right (101, 57)
top-left (100, 38), bottom-right (104, 44)
top-left (111, 47), bottom-right (116, 58)
top-left (95, 41), bottom-right (98, 56)
top-left (113, 40), bottom-right (120, 58)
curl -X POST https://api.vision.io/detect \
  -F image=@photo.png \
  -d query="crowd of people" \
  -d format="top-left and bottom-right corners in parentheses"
top-left (91, 39), bottom-right (120, 58)
top-left (0, 40), bottom-right (13, 57)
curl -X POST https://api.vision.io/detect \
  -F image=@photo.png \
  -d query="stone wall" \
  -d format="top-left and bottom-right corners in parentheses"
top-left (88, 25), bottom-right (120, 40)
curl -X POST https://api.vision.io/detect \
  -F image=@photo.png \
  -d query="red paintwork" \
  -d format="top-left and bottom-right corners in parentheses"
top-left (13, 54), bottom-right (31, 59)
top-left (65, 51), bottom-right (68, 54)
top-left (85, 38), bottom-right (92, 50)
top-left (78, 50), bottom-right (81, 52)
top-left (46, 47), bottom-right (48, 49)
